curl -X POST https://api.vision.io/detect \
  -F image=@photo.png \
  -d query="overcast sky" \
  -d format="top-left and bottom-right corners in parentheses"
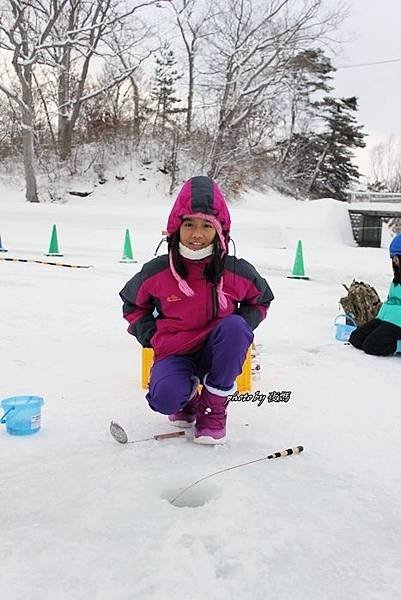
top-left (332, 0), bottom-right (401, 176)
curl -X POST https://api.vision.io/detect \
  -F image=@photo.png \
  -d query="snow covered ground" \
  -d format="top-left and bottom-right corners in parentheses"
top-left (1, 166), bottom-right (400, 600)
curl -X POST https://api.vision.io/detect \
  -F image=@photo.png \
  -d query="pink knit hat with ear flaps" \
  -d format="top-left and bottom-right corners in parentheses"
top-left (167, 176), bottom-right (231, 309)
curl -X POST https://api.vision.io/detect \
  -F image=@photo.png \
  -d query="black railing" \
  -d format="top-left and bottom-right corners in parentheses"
top-left (347, 192), bottom-right (401, 203)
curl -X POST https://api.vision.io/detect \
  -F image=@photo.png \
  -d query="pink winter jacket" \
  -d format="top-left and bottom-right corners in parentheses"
top-left (120, 254), bottom-right (274, 360)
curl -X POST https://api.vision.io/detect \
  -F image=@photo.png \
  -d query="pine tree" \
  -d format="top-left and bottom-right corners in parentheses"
top-left (150, 42), bottom-right (186, 137)
top-left (276, 48), bottom-right (366, 200)
top-left (280, 48), bottom-right (334, 166)
top-left (307, 96), bottom-right (366, 200)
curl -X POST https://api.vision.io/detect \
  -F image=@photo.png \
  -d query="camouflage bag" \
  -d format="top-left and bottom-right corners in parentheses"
top-left (339, 280), bottom-right (382, 326)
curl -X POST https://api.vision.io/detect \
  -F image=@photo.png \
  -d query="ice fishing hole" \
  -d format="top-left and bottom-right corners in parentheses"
top-left (163, 483), bottom-right (218, 508)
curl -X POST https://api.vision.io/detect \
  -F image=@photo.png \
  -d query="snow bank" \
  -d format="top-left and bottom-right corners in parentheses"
top-left (231, 192), bottom-right (355, 249)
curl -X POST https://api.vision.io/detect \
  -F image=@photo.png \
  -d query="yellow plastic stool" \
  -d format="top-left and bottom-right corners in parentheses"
top-left (141, 347), bottom-right (252, 392)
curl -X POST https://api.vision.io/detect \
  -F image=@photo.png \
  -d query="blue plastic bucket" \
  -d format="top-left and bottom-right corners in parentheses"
top-left (1, 396), bottom-right (44, 436)
top-left (334, 314), bottom-right (357, 342)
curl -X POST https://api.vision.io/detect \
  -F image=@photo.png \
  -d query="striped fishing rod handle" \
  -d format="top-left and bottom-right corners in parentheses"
top-left (267, 446), bottom-right (304, 459)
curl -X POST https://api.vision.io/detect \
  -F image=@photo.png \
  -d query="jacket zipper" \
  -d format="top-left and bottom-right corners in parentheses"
top-left (211, 284), bottom-right (218, 319)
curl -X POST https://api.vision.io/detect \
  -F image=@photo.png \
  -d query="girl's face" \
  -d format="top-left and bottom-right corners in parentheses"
top-left (179, 217), bottom-right (217, 250)
top-left (393, 256), bottom-right (400, 268)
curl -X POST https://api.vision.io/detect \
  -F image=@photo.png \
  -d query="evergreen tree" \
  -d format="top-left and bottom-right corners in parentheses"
top-left (277, 48), bottom-right (336, 192)
top-left (150, 42), bottom-right (186, 137)
top-left (307, 96), bottom-right (366, 200)
top-left (276, 47), bottom-right (366, 200)
top-left (280, 48), bottom-right (334, 165)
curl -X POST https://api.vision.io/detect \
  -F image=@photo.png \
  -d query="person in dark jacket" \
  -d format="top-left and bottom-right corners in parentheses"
top-left (120, 176), bottom-right (274, 444)
top-left (349, 233), bottom-right (401, 356)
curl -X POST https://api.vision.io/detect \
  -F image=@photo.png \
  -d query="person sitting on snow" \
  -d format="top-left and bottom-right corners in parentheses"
top-left (349, 233), bottom-right (401, 356)
top-left (119, 176), bottom-right (274, 445)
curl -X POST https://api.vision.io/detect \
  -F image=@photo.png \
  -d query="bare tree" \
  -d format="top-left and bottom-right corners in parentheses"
top-left (0, 60), bottom-right (22, 155)
top-left (0, 0), bottom-right (69, 201)
top-left (45, 0), bottom-right (166, 160)
top-left (104, 18), bottom-right (157, 140)
top-left (203, 0), bottom-right (345, 180)
top-left (168, 0), bottom-right (215, 135)
top-left (370, 135), bottom-right (401, 192)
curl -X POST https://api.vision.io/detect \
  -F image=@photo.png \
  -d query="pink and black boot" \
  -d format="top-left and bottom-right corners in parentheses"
top-left (194, 375), bottom-right (235, 445)
top-left (168, 377), bottom-right (200, 428)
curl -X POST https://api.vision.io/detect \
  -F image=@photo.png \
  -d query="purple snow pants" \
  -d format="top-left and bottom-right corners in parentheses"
top-left (146, 314), bottom-right (254, 415)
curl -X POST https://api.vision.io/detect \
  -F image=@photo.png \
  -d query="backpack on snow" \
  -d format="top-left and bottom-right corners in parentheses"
top-left (339, 280), bottom-right (382, 326)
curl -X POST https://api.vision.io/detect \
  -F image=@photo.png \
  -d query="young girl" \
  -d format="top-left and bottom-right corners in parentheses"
top-left (120, 176), bottom-right (274, 444)
top-left (349, 233), bottom-right (401, 356)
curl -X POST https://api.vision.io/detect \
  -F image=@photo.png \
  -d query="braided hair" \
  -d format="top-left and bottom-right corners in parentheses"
top-left (168, 231), bottom-right (225, 286)
top-left (392, 256), bottom-right (401, 285)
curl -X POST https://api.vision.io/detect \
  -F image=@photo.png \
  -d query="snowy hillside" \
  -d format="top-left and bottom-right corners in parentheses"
top-left (1, 165), bottom-right (400, 600)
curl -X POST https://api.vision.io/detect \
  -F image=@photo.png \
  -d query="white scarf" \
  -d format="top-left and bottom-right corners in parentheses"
top-left (179, 242), bottom-right (214, 260)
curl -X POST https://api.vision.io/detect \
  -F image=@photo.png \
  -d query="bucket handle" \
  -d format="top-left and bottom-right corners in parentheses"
top-left (1, 397), bottom-right (38, 424)
top-left (1, 406), bottom-right (15, 424)
top-left (334, 314), bottom-right (357, 328)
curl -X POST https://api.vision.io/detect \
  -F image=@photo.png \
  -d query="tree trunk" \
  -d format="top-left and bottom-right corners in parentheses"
top-left (129, 75), bottom-right (141, 139)
top-left (161, 93), bottom-right (167, 139)
top-left (58, 42), bottom-right (72, 159)
top-left (280, 97), bottom-right (297, 165)
top-left (33, 73), bottom-right (57, 154)
top-left (168, 129), bottom-right (179, 194)
top-left (58, 116), bottom-right (73, 161)
top-left (208, 59), bottom-right (234, 177)
top-left (186, 51), bottom-right (194, 135)
top-left (22, 122), bottom-right (39, 203)
top-left (21, 71), bottom-right (38, 202)
top-left (208, 124), bottom-right (226, 178)
top-left (307, 143), bottom-right (329, 194)
top-left (57, 5), bottom-right (77, 160)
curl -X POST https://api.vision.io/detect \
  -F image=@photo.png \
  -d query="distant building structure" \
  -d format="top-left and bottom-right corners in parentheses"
top-left (347, 192), bottom-right (401, 247)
